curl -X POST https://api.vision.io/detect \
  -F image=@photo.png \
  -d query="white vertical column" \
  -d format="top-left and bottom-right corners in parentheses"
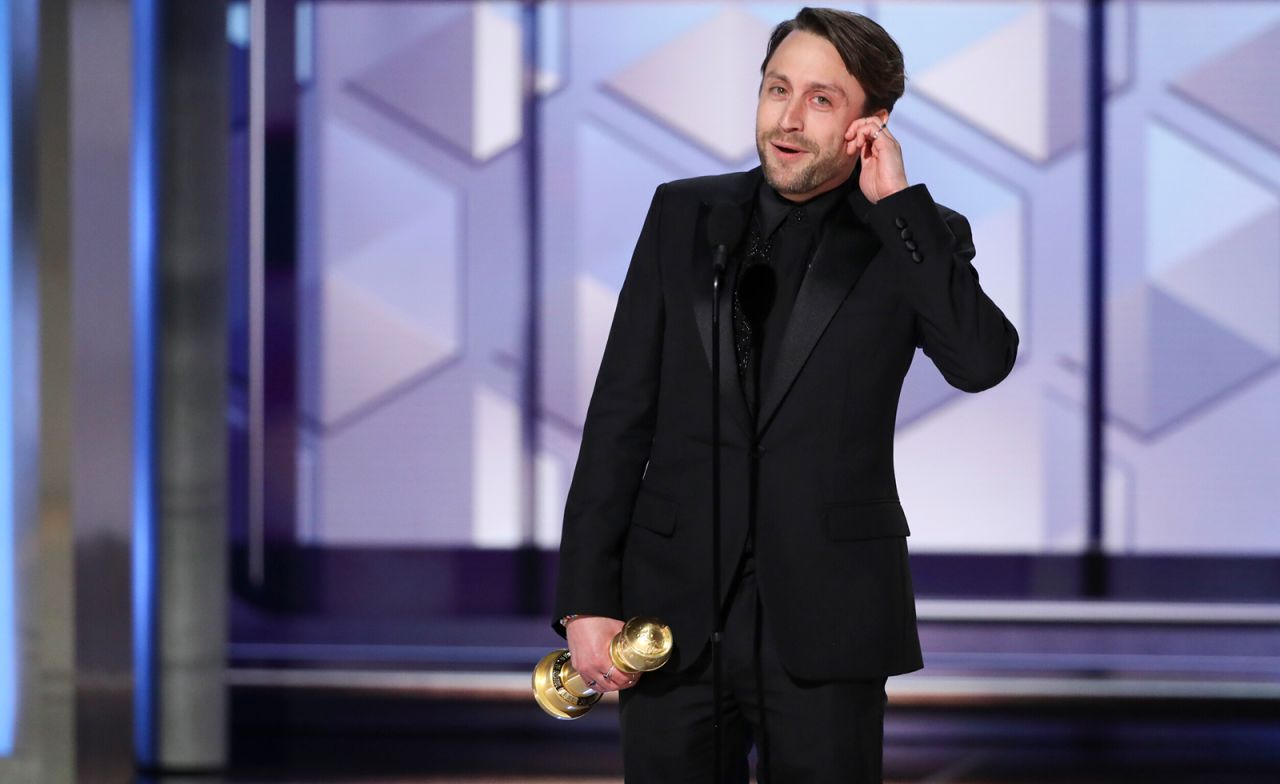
top-left (152, 0), bottom-right (229, 769)
top-left (69, 0), bottom-right (136, 780)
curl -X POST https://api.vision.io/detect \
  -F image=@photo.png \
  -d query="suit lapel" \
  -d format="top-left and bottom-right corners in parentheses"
top-left (755, 198), bottom-right (882, 437)
top-left (692, 168), bottom-right (759, 438)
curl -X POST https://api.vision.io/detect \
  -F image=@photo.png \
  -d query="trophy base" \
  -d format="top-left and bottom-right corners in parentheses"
top-left (531, 649), bottom-right (603, 720)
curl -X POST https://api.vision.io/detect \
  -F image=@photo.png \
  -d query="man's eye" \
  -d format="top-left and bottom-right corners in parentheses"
top-left (814, 95), bottom-right (831, 106)
top-left (770, 85), bottom-right (786, 96)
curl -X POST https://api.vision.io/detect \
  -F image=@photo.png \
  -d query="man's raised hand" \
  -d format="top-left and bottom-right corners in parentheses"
top-left (845, 115), bottom-right (908, 204)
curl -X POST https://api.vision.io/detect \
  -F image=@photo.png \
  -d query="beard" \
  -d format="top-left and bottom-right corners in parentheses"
top-left (756, 131), bottom-right (847, 197)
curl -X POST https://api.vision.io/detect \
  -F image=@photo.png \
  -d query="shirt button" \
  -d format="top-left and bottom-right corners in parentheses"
top-left (911, 251), bottom-right (923, 263)
top-left (900, 228), bottom-right (913, 240)
top-left (904, 240), bottom-right (918, 251)
top-left (894, 217), bottom-right (907, 229)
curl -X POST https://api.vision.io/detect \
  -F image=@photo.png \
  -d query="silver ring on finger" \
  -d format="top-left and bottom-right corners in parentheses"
top-left (586, 678), bottom-right (598, 689)
top-left (603, 665), bottom-right (616, 682)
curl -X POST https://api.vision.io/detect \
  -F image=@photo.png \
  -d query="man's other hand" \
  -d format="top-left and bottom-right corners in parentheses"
top-left (565, 615), bottom-right (640, 693)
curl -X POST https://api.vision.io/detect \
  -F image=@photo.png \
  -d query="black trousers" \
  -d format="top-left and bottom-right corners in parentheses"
top-left (619, 565), bottom-right (889, 783)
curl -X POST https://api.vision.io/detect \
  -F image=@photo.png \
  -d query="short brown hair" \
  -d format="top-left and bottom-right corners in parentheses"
top-left (760, 7), bottom-right (906, 115)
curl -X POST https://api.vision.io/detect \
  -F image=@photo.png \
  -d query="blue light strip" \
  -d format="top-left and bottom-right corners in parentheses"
top-left (131, 0), bottom-right (158, 764)
top-left (0, 0), bottom-right (18, 758)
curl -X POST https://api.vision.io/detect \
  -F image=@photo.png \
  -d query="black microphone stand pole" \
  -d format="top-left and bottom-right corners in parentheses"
top-left (707, 203), bottom-right (744, 783)
top-left (709, 248), bottom-right (726, 784)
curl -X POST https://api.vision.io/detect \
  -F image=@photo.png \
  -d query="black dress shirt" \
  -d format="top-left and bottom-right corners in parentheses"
top-left (735, 173), bottom-right (858, 415)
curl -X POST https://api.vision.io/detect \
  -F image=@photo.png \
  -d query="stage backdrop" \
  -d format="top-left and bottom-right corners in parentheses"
top-left (280, 0), bottom-right (1279, 556)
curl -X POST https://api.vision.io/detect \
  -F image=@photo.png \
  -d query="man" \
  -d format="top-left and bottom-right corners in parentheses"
top-left (553, 8), bottom-right (1018, 782)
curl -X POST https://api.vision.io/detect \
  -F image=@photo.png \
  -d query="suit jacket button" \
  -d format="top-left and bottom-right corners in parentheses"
top-left (894, 216), bottom-right (907, 229)
top-left (753, 443), bottom-right (765, 455)
top-left (911, 251), bottom-right (923, 263)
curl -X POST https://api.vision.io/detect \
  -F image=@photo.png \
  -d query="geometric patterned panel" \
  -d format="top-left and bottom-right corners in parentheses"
top-left (264, 0), bottom-right (1280, 569)
top-left (540, 116), bottom-right (679, 427)
top-left (313, 118), bottom-right (460, 426)
top-left (1172, 22), bottom-right (1280, 151)
top-left (1109, 114), bottom-right (1280, 437)
top-left (1104, 0), bottom-right (1280, 553)
top-left (878, 1), bottom-right (1028, 74)
top-left (1153, 207), bottom-right (1280, 357)
top-left (604, 7), bottom-right (773, 163)
top-left (575, 122), bottom-right (679, 293)
top-left (297, 1), bottom-right (1089, 556)
top-left (912, 3), bottom-right (1086, 162)
top-left (1145, 123), bottom-right (1280, 356)
top-left (472, 384), bottom-right (523, 548)
top-left (297, 2), bottom-right (527, 547)
top-left (875, 1), bottom-right (1089, 553)
top-left (347, 3), bottom-right (522, 162)
top-left (540, 274), bottom-right (619, 433)
top-left (1105, 283), bottom-right (1272, 436)
top-left (312, 373), bottom-right (473, 546)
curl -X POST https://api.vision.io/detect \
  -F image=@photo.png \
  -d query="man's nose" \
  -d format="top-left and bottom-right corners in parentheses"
top-left (780, 98), bottom-right (803, 131)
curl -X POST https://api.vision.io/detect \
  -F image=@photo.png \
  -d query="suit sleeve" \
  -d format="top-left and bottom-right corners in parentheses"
top-left (866, 183), bottom-right (1019, 392)
top-left (551, 183), bottom-right (667, 637)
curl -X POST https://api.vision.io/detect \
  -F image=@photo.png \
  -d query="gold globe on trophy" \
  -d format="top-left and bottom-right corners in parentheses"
top-left (532, 616), bottom-right (674, 720)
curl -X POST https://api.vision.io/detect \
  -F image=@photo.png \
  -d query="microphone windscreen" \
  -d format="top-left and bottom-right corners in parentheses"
top-left (737, 264), bottom-right (777, 326)
top-left (707, 203), bottom-right (747, 252)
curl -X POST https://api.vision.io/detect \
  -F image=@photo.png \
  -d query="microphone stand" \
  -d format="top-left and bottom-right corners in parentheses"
top-left (706, 203), bottom-right (745, 782)
top-left (709, 247), bottom-right (727, 784)
top-left (719, 260), bottom-right (774, 782)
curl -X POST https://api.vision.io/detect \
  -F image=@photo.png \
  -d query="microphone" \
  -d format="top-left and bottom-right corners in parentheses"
top-left (707, 203), bottom-right (746, 274)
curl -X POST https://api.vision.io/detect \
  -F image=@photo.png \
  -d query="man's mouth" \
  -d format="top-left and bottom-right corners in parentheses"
top-left (772, 140), bottom-right (809, 158)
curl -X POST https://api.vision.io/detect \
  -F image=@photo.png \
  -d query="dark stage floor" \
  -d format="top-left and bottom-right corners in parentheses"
top-left (155, 694), bottom-right (1280, 784)
top-left (211, 601), bottom-right (1280, 783)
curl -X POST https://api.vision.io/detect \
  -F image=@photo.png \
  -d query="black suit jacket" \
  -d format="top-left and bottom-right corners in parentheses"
top-left (553, 165), bottom-right (1019, 680)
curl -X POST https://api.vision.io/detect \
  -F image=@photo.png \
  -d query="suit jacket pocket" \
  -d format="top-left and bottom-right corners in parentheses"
top-left (631, 486), bottom-right (677, 537)
top-left (823, 499), bottom-right (910, 541)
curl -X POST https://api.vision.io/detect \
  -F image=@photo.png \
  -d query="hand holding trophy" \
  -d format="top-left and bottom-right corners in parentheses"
top-left (532, 616), bottom-right (674, 720)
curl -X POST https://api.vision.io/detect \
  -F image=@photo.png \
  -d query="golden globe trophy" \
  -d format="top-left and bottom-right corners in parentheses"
top-left (532, 616), bottom-right (674, 720)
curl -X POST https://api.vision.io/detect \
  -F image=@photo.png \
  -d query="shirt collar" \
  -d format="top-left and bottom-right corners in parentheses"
top-left (755, 171), bottom-right (857, 238)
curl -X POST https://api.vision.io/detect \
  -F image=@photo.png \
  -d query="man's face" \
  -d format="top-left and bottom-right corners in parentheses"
top-left (755, 30), bottom-right (868, 202)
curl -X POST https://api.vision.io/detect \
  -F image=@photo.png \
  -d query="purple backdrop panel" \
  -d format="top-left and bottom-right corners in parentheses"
top-left (297, 2), bottom-right (528, 547)
top-left (295, 1), bottom-right (1093, 554)
top-left (1102, 1), bottom-right (1280, 554)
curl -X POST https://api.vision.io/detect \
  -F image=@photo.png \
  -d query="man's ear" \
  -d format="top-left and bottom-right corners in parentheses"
top-left (873, 108), bottom-right (890, 126)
